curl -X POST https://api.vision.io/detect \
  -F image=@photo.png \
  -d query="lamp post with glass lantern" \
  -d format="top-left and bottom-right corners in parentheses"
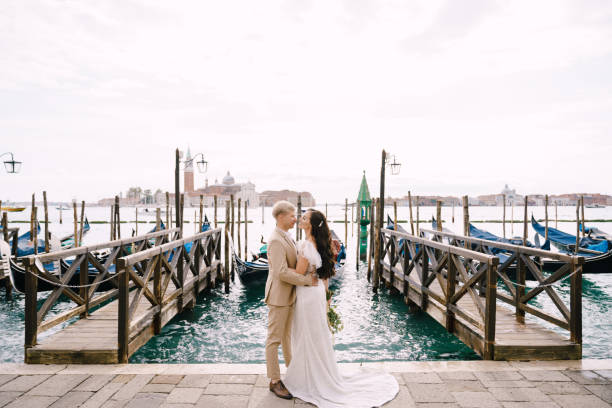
top-left (373, 149), bottom-right (401, 292)
top-left (174, 149), bottom-right (208, 235)
top-left (1, 152), bottom-right (22, 174)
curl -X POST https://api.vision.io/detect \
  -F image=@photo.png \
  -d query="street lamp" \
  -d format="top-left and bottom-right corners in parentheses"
top-left (1, 152), bottom-right (22, 174)
top-left (373, 149), bottom-right (401, 291)
top-left (185, 153), bottom-right (208, 174)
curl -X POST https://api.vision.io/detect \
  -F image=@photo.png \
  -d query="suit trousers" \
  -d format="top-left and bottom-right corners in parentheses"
top-left (265, 304), bottom-right (294, 380)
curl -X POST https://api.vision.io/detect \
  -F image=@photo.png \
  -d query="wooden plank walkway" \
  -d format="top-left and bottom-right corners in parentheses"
top-left (375, 227), bottom-right (583, 361)
top-left (24, 227), bottom-right (226, 364)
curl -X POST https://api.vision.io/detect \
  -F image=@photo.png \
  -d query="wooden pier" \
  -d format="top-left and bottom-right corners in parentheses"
top-left (23, 227), bottom-right (225, 364)
top-left (375, 227), bottom-right (583, 360)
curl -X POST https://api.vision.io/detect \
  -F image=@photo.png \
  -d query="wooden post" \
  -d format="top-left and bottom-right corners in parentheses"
top-left (345, 198), bottom-right (348, 244)
top-left (575, 200), bottom-right (580, 254)
top-left (581, 195), bottom-right (585, 237)
top-left (297, 195), bottom-right (302, 241)
top-left (416, 196), bottom-right (420, 236)
top-left (115, 196), bottom-right (121, 239)
top-left (30, 194), bottom-right (35, 238)
top-left (351, 203), bottom-right (354, 237)
top-left (445, 250), bottom-right (456, 332)
top-left (502, 194), bottom-right (506, 239)
top-left (32, 207), bottom-right (38, 255)
top-left (73, 201), bottom-right (78, 247)
top-left (224, 200), bottom-right (230, 293)
top-left (166, 192), bottom-right (170, 228)
top-left (408, 191), bottom-right (415, 235)
top-left (436, 200), bottom-right (442, 232)
top-left (175, 149), bottom-right (181, 237)
top-left (230, 196), bottom-right (235, 282)
top-left (522, 196), bottom-right (528, 246)
top-left (374, 149), bottom-right (386, 291)
top-left (516, 251), bottom-right (526, 324)
top-left (230, 195), bottom-right (235, 241)
top-left (2, 212), bottom-right (8, 242)
top-left (117, 258), bottom-right (129, 363)
top-left (153, 252), bottom-right (162, 334)
top-left (452, 200), bottom-right (455, 223)
top-left (237, 198), bottom-right (242, 259)
top-left (110, 205), bottom-right (114, 240)
top-left (484, 261), bottom-right (498, 360)
top-left (80, 247), bottom-right (89, 318)
top-left (24, 259), bottom-right (38, 353)
top-left (545, 194), bottom-right (549, 241)
top-left (511, 200), bottom-right (514, 236)
top-left (43, 191), bottom-right (49, 252)
top-left (199, 195), bottom-right (203, 232)
top-left (214, 195), bottom-right (218, 228)
top-left (156, 208), bottom-right (161, 230)
top-left (325, 203), bottom-right (328, 219)
top-left (570, 258), bottom-right (583, 345)
top-left (244, 200), bottom-right (248, 260)
top-left (555, 201), bottom-right (558, 229)
top-left (367, 198), bottom-right (375, 282)
top-left (462, 196), bottom-right (469, 248)
top-left (180, 193), bottom-right (184, 236)
top-left (420, 243), bottom-right (429, 309)
top-left (135, 207), bottom-right (139, 236)
top-left (194, 210), bottom-right (197, 234)
top-left (372, 198), bottom-right (382, 290)
top-left (59, 202), bottom-right (63, 224)
top-left (393, 200), bottom-right (397, 231)
top-left (79, 200), bottom-right (85, 246)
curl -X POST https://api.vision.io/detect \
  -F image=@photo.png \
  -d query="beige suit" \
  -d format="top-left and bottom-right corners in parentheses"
top-left (265, 227), bottom-right (312, 381)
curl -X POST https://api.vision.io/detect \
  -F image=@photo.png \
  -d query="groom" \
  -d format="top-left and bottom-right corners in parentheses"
top-left (265, 200), bottom-right (317, 399)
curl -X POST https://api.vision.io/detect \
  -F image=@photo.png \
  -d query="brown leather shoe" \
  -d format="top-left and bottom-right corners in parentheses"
top-left (269, 380), bottom-right (293, 399)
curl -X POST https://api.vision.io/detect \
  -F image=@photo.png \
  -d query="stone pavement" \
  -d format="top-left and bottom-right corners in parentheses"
top-left (0, 360), bottom-right (610, 408)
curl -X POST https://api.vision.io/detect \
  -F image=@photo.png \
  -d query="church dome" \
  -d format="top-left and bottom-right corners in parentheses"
top-left (222, 171), bottom-right (235, 185)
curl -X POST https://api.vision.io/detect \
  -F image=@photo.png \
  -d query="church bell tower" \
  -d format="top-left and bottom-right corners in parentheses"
top-left (184, 147), bottom-right (194, 193)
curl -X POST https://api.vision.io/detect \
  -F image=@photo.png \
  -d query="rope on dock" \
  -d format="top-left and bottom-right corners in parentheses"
top-left (495, 268), bottom-right (581, 289)
top-left (27, 269), bottom-right (125, 289)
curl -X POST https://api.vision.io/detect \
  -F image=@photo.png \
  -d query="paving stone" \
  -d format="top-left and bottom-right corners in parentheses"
top-left (124, 393), bottom-right (165, 408)
top-left (535, 381), bottom-right (590, 395)
top-left (141, 384), bottom-right (175, 393)
top-left (100, 400), bottom-right (128, 408)
top-left (443, 381), bottom-right (486, 392)
top-left (151, 376), bottom-right (184, 385)
top-left (585, 384), bottom-right (612, 404)
top-left (474, 372), bottom-right (523, 382)
top-left (254, 375), bottom-right (268, 388)
top-left (4, 395), bottom-right (59, 408)
top-left (451, 391), bottom-right (501, 408)
top-left (210, 375), bottom-right (257, 384)
top-left (0, 392), bottom-right (22, 408)
top-left (27, 374), bottom-right (89, 397)
top-left (247, 387), bottom-right (293, 408)
top-left (0, 377), bottom-right (17, 388)
top-left (203, 384), bottom-right (253, 396)
top-left (403, 372), bottom-right (443, 384)
top-left (49, 391), bottom-right (93, 408)
top-left (380, 385), bottom-right (416, 407)
top-left (489, 387), bottom-right (550, 402)
top-left (113, 375), bottom-right (154, 401)
top-left (477, 381), bottom-right (534, 389)
top-left (549, 394), bottom-right (610, 408)
top-left (176, 375), bottom-right (210, 388)
top-left (439, 372), bottom-right (477, 381)
top-left (594, 370), bottom-right (612, 380)
top-left (82, 382), bottom-right (123, 408)
top-left (407, 383), bottom-right (455, 403)
top-left (112, 375), bottom-right (136, 384)
top-left (159, 404), bottom-right (195, 408)
top-left (414, 404), bottom-right (460, 408)
top-left (166, 388), bottom-right (203, 404)
top-left (564, 371), bottom-right (609, 385)
top-left (500, 403), bottom-right (560, 408)
top-left (0, 375), bottom-right (51, 392)
top-left (392, 373), bottom-right (406, 385)
top-left (196, 395), bottom-right (249, 408)
top-left (75, 375), bottom-right (115, 392)
top-left (520, 371), bottom-right (570, 382)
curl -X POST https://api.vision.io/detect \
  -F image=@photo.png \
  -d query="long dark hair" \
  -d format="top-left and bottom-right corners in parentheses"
top-left (307, 209), bottom-right (335, 279)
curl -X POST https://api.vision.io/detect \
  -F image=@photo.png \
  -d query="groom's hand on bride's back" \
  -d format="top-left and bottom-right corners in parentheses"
top-left (311, 273), bottom-right (318, 286)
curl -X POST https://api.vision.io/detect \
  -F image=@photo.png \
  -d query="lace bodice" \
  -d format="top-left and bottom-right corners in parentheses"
top-left (296, 240), bottom-right (322, 270)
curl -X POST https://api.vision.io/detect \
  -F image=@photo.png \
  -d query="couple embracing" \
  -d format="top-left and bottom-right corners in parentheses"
top-left (264, 201), bottom-right (398, 407)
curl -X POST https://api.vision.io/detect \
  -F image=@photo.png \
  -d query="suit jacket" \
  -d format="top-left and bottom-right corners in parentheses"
top-left (265, 227), bottom-right (312, 306)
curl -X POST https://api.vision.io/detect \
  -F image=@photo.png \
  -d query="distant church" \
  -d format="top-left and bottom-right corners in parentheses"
top-left (183, 148), bottom-right (258, 207)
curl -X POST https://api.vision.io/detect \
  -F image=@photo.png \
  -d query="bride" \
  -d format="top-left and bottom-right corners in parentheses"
top-left (283, 209), bottom-right (399, 408)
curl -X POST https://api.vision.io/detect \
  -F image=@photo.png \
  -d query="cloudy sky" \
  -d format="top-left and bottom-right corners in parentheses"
top-left (1, 0), bottom-right (611, 203)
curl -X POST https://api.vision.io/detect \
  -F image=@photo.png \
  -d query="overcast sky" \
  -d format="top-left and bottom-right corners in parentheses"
top-left (1, 0), bottom-right (611, 203)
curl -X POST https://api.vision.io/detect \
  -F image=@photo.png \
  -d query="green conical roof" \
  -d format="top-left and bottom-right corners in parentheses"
top-left (357, 171), bottom-right (371, 203)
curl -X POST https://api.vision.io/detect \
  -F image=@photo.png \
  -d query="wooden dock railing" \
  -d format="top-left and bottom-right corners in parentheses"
top-left (422, 228), bottom-right (584, 351)
top-left (116, 227), bottom-right (224, 363)
top-left (379, 227), bottom-right (499, 359)
top-left (24, 227), bottom-right (180, 359)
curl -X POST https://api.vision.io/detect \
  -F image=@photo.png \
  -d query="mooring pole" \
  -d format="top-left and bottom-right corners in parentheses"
top-left (73, 201), bottom-right (78, 247)
top-left (581, 195), bottom-right (585, 237)
top-left (393, 200), bottom-right (398, 231)
top-left (43, 191), bottom-right (49, 252)
top-left (224, 200), bottom-right (230, 293)
top-left (373, 149), bottom-right (386, 292)
top-left (166, 191), bottom-right (170, 229)
top-left (79, 200), bottom-right (85, 246)
top-left (545, 194), bottom-right (549, 241)
top-left (576, 200), bottom-right (580, 254)
top-left (297, 195), bottom-right (302, 241)
top-left (214, 195), bottom-right (218, 228)
top-left (244, 200), bottom-right (248, 260)
top-left (522, 196), bottom-right (528, 246)
top-left (408, 191), bottom-right (414, 235)
top-left (502, 194), bottom-right (506, 239)
top-left (199, 195), bottom-right (203, 232)
top-left (345, 198), bottom-right (348, 244)
top-left (175, 149), bottom-right (181, 238)
top-left (463, 196), bottom-right (469, 249)
top-left (237, 198), bottom-right (242, 259)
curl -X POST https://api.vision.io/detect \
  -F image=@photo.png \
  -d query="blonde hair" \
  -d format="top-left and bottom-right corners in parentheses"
top-left (272, 200), bottom-right (296, 219)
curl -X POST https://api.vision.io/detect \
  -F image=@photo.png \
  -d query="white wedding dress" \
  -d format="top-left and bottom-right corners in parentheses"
top-left (283, 240), bottom-right (399, 408)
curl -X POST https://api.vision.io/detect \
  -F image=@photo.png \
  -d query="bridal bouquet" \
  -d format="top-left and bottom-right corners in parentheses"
top-left (326, 289), bottom-right (344, 334)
